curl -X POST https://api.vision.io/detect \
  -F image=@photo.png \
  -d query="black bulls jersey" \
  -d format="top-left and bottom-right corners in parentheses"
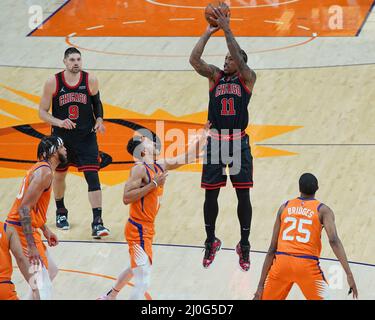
top-left (52, 71), bottom-right (95, 136)
top-left (208, 71), bottom-right (252, 132)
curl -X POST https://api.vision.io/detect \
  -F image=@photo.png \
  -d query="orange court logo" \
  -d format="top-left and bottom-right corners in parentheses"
top-left (0, 84), bottom-right (301, 185)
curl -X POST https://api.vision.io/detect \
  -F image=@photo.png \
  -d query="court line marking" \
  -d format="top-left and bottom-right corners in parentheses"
top-left (264, 20), bottom-right (284, 25)
top-left (12, 266), bottom-right (152, 300)
top-left (27, 0), bottom-right (72, 37)
top-left (169, 18), bottom-right (195, 21)
top-left (356, 0), bottom-right (375, 36)
top-left (298, 25), bottom-right (311, 31)
top-left (2, 62), bottom-right (375, 71)
top-left (122, 20), bottom-right (146, 25)
top-left (65, 35), bottom-right (316, 57)
top-left (86, 25), bottom-right (104, 31)
top-left (145, 0), bottom-right (300, 9)
top-left (48, 240), bottom-right (375, 268)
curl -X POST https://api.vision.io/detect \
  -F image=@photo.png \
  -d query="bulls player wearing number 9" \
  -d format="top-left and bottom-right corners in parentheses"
top-left (39, 48), bottom-right (110, 238)
top-left (189, 7), bottom-right (256, 271)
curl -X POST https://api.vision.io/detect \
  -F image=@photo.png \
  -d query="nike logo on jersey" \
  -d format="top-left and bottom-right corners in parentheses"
top-left (60, 87), bottom-right (65, 93)
top-left (79, 86), bottom-right (86, 90)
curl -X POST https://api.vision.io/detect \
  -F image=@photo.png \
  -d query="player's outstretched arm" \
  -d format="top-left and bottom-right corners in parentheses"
top-left (123, 165), bottom-right (167, 205)
top-left (253, 204), bottom-right (284, 300)
top-left (189, 26), bottom-right (221, 82)
top-left (320, 205), bottom-right (358, 299)
top-left (19, 167), bottom-right (52, 266)
top-left (157, 121), bottom-right (210, 171)
top-left (7, 225), bottom-right (40, 299)
top-left (212, 8), bottom-right (256, 91)
top-left (38, 76), bottom-right (76, 130)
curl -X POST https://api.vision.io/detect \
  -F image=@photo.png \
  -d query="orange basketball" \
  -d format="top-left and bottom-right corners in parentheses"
top-left (205, 1), bottom-right (230, 27)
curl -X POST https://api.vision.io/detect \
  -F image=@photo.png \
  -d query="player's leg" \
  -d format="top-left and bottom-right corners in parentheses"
top-left (46, 249), bottom-right (58, 281)
top-left (54, 170), bottom-right (70, 230)
top-left (54, 135), bottom-right (72, 230)
top-left (262, 277), bottom-right (294, 300)
top-left (230, 135), bottom-right (253, 271)
top-left (98, 220), bottom-right (151, 300)
top-left (201, 138), bottom-right (226, 268)
top-left (25, 234), bottom-right (53, 300)
top-left (234, 188), bottom-right (252, 271)
top-left (129, 260), bottom-right (152, 300)
top-left (76, 132), bottom-right (109, 238)
top-left (101, 267), bottom-right (134, 300)
top-left (295, 259), bottom-right (330, 300)
top-left (261, 255), bottom-right (294, 300)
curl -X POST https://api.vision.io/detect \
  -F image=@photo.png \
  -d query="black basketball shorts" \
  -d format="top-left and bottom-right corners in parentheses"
top-left (55, 131), bottom-right (100, 172)
top-left (201, 133), bottom-right (253, 189)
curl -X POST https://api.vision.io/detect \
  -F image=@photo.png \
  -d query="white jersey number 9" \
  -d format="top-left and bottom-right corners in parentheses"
top-left (282, 217), bottom-right (312, 243)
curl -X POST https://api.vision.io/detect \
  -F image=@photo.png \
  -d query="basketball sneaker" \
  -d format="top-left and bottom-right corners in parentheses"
top-left (236, 242), bottom-right (251, 272)
top-left (92, 222), bottom-right (110, 239)
top-left (203, 238), bottom-right (222, 268)
top-left (56, 208), bottom-right (70, 230)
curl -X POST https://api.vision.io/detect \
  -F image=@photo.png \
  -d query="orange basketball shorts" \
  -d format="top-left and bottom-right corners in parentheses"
top-left (262, 252), bottom-right (329, 300)
top-left (6, 221), bottom-right (48, 269)
top-left (0, 281), bottom-right (18, 300)
top-left (124, 218), bottom-right (154, 268)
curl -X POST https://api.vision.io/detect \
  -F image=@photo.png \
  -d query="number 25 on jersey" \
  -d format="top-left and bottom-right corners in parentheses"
top-left (282, 217), bottom-right (312, 243)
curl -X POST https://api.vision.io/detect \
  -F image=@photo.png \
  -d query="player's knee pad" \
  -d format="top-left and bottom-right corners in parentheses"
top-left (83, 171), bottom-right (101, 192)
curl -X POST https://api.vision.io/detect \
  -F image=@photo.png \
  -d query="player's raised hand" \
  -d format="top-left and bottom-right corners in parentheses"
top-left (347, 273), bottom-right (358, 299)
top-left (59, 118), bottom-right (76, 130)
top-left (212, 7), bottom-right (231, 31)
top-left (206, 23), bottom-right (220, 35)
top-left (153, 171), bottom-right (168, 187)
top-left (94, 118), bottom-right (106, 134)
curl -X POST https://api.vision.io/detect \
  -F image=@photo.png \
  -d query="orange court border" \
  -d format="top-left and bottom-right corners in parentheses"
top-left (29, 0), bottom-right (375, 37)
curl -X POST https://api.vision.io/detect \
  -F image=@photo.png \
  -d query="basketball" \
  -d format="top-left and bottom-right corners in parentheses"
top-left (205, 1), bottom-right (230, 27)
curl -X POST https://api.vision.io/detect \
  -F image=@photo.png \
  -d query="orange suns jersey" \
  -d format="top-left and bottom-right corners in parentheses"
top-left (0, 222), bottom-right (12, 281)
top-left (7, 161), bottom-right (52, 229)
top-left (277, 198), bottom-right (323, 258)
top-left (129, 163), bottom-right (164, 224)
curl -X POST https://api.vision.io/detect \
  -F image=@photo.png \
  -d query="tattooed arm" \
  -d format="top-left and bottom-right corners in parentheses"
top-left (189, 25), bottom-right (222, 86)
top-left (213, 8), bottom-right (256, 91)
top-left (18, 166), bottom-right (52, 266)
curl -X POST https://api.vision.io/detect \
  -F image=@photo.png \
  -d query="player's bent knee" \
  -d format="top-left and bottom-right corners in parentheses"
top-left (83, 171), bottom-right (101, 192)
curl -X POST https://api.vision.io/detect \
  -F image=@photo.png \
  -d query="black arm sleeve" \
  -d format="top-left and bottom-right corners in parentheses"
top-left (91, 91), bottom-right (104, 119)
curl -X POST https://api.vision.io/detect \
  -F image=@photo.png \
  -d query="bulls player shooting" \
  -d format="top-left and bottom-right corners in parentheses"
top-left (190, 8), bottom-right (257, 271)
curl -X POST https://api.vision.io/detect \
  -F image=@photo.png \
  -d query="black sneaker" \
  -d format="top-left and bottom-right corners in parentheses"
top-left (56, 209), bottom-right (70, 230)
top-left (203, 238), bottom-right (222, 268)
top-left (92, 222), bottom-right (110, 239)
top-left (236, 242), bottom-right (251, 272)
